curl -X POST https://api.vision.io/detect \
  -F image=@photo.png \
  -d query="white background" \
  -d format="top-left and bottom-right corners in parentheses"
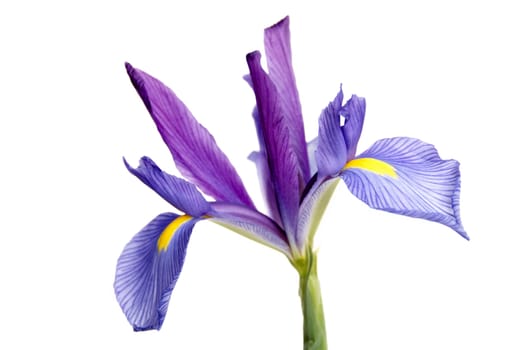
top-left (1, 0), bottom-right (526, 349)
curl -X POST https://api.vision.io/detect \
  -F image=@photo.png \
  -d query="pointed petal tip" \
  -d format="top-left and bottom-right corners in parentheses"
top-left (458, 229), bottom-right (470, 241)
top-left (122, 155), bottom-right (144, 171)
top-left (122, 155), bottom-right (133, 163)
top-left (124, 62), bottom-right (154, 114)
top-left (125, 62), bottom-right (137, 78)
top-left (123, 156), bottom-right (131, 170)
top-left (266, 16), bottom-right (290, 32)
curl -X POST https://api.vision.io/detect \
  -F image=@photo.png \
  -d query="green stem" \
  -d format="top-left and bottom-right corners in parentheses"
top-left (298, 252), bottom-right (327, 350)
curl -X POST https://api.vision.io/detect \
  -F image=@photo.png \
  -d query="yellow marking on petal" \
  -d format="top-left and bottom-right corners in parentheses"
top-left (344, 158), bottom-right (398, 178)
top-left (157, 215), bottom-right (192, 252)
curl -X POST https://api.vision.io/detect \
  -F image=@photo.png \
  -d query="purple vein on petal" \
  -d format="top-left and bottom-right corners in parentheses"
top-left (315, 88), bottom-right (367, 178)
top-left (125, 63), bottom-right (255, 209)
top-left (124, 156), bottom-right (211, 217)
top-left (210, 202), bottom-right (291, 257)
top-left (341, 137), bottom-right (468, 239)
top-left (316, 88), bottom-right (348, 178)
top-left (340, 94), bottom-right (366, 160)
top-left (114, 213), bottom-right (198, 331)
top-left (246, 51), bottom-right (301, 242)
top-left (264, 16), bottom-right (310, 185)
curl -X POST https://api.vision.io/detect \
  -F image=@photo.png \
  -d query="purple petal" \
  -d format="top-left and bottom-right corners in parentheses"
top-left (125, 63), bottom-right (254, 209)
top-left (125, 157), bottom-right (210, 217)
top-left (210, 202), bottom-right (291, 257)
top-left (246, 52), bottom-right (301, 238)
top-left (246, 105), bottom-right (281, 224)
top-left (340, 94), bottom-right (366, 159)
top-left (340, 137), bottom-right (468, 239)
top-left (316, 89), bottom-right (347, 177)
top-left (264, 16), bottom-right (310, 183)
top-left (114, 213), bottom-right (199, 331)
top-left (315, 89), bottom-right (367, 178)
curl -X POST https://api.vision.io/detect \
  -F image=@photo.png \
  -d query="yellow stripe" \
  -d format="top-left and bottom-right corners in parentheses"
top-left (344, 158), bottom-right (397, 178)
top-left (157, 215), bottom-right (192, 252)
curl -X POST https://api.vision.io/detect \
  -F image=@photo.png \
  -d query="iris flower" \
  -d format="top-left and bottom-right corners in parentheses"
top-left (115, 16), bottom-right (467, 349)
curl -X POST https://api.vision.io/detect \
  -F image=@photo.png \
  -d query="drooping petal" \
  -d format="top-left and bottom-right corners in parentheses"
top-left (316, 89), bottom-right (347, 178)
top-left (124, 157), bottom-right (210, 217)
top-left (210, 202), bottom-right (291, 257)
top-left (246, 51), bottom-right (301, 239)
top-left (264, 16), bottom-right (310, 183)
top-left (340, 94), bottom-right (366, 159)
top-left (125, 63), bottom-right (254, 209)
top-left (340, 137), bottom-right (468, 239)
top-left (114, 213), bottom-right (199, 331)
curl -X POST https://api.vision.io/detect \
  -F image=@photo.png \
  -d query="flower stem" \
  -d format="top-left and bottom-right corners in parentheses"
top-left (298, 252), bottom-right (327, 350)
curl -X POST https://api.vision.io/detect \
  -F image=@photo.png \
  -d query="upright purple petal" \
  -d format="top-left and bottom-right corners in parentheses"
top-left (340, 94), bottom-right (366, 159)
top-left (340, 137), bottom-right (467, 239)
top-left (316, 89), bottom-right (347, 177)
top-left (315, 89), bottom-right (366, 178)
top-left (264, 16), bottom-right (310, 183)
top-left (245, 104), bottom-right (282, 224)
top-left (124, 157), bottom-right (210, 217)
top-left (115, 213), bottom-right (199, 331)
top-left (246, 51), bottom-right (301, 242)
top-left (125, 63), bottom-right (254, 209)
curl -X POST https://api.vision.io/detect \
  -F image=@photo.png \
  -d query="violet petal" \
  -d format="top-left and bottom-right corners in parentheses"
top-left (125, 63), bottom-right (255, 209)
